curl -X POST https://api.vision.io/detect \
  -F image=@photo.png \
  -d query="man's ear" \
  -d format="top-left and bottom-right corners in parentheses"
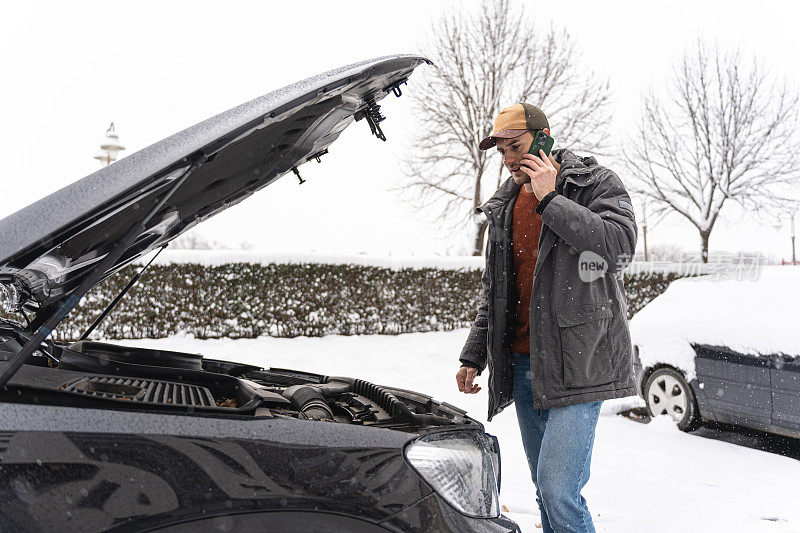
top-left (543, 128), bottom-right (551, 136)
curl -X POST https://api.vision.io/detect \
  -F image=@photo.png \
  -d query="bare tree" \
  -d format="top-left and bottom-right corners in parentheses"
top-left (399, 0), bottom-right (612, 255)
top-left (623, 39), bottom-right (800, 262)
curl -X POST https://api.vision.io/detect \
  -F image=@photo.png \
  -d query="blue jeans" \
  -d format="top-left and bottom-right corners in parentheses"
top-left (511, 352), bottom-right (601, 533)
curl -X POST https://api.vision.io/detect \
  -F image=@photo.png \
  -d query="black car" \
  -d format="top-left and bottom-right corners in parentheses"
top-left (632, 270), bottom-right (800, 438)
top-left (636, 343), bottom-right (800, 438)
top-left (0, 55), bottom-right (520, 533)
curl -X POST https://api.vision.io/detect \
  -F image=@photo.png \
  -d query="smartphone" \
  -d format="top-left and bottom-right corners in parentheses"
top-left (528, 130), bottom-right (554, 158)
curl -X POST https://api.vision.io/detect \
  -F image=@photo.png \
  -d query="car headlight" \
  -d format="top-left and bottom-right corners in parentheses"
top-left (404, 430), bottom-right (500, 518)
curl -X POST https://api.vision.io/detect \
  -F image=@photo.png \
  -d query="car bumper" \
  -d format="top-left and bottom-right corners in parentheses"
top-left (380, 492), bottom-right (521, 533)
top-left (138, 506), bottom-right (520, 533)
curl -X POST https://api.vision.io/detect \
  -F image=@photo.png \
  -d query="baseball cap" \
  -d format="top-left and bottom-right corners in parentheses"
top-left (478, 103), bottom-right (549, 151)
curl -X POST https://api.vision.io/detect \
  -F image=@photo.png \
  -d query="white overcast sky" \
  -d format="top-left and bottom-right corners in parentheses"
top-left (2, 0), bottom-right (799, 259)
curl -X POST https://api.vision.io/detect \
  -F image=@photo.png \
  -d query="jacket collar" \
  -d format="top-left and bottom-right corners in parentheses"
top-left (553, 148), bottom-right (594, 189)
top-left (476, 148), bottom-right (595, 215)
top-left (477, 176), bottom-right (519, 216)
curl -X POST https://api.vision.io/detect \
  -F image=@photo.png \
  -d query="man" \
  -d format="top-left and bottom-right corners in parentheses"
top-left (456, 103), bottom-right (637, 533)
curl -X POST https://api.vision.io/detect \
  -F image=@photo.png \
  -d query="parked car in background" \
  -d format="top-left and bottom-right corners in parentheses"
top-left (630, 267), bottom-right (800, 437)
top-left (0, 55), bottom-right (520, 533)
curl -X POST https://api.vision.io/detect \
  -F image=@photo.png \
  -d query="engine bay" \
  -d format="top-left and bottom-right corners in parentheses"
top-left (0, 326), bottom-right (475, 432)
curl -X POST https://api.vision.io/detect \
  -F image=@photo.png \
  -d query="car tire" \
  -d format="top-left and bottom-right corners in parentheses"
top-left (644, 367), bottom-right (701, 432)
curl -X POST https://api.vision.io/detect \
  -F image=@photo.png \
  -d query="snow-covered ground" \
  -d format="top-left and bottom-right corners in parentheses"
top-left (113, 328), bottom-right (800, 533)
top-left (631, 266), bottom-right (800, 380)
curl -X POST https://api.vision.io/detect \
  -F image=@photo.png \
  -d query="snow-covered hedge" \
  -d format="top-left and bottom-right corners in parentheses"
top-left (50, 262), bottom-right (486, 341)
top-left (8, 259), bottom-right (688, 341)
top-left (133, 249), bottom-right (487, 272)
top-left (623, 271), bottom-right (687, 318)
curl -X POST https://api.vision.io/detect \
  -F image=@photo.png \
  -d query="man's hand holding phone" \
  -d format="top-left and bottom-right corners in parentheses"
top-left (519, 129), bottom-right (559, 200)
top-left (520, 149), bottom-right (559, 200)
top-left (456, 365), bottom-right (481, 394)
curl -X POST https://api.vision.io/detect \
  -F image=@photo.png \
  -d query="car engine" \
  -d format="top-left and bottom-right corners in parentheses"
top-left (0, 327), bottom-right (475, 433)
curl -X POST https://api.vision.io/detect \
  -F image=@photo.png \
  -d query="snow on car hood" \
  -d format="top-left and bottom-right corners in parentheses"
top-left (0, 54), bottom-right (428, 322)
top-left (630, 266), bottom-right (800, 380)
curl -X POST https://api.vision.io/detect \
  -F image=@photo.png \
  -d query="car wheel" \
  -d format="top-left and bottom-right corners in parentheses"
top-left (644, 367), bottom-right (701, 432)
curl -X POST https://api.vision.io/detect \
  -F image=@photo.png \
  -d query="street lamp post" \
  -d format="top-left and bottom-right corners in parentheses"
top-left (775, 208), bottom-right (798, 265)
top-left (642, 197), bottom-right (649, 262)
top-left (790, 210), bottom-right (797, 266)
top-left (94, 122), bottom-right (125, 167)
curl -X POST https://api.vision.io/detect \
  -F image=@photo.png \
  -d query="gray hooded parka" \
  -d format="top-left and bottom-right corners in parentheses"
top-left (460, 149), bottom-right (638, 421)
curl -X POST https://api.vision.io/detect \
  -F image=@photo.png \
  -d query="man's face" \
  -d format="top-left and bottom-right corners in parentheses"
top-left (496, 131), bottom-right (534, 185)
top-left (495, 129), bottom-right (550, 185)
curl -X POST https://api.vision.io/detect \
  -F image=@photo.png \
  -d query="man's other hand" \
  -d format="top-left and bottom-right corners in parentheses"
top-left (456, 365), bottom-right (481, 394)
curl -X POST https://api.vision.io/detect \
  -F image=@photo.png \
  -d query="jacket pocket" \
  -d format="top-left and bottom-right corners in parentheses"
top-left (556, 305), bottom-right (614, 389)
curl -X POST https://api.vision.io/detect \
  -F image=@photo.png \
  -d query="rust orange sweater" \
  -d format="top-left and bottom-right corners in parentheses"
top-left (511, 186), bottom-right (544, 354)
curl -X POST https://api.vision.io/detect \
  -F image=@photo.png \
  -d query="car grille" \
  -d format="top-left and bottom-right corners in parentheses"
top-left (60, 376), bottom-right (216, 407)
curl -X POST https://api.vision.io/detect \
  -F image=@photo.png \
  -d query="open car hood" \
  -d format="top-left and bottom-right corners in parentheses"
top-left (0, 54), bottom-right (428, 325)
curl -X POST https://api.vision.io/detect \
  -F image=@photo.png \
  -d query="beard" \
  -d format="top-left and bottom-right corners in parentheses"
top-left (512, 171), bottom-right (530, 185)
